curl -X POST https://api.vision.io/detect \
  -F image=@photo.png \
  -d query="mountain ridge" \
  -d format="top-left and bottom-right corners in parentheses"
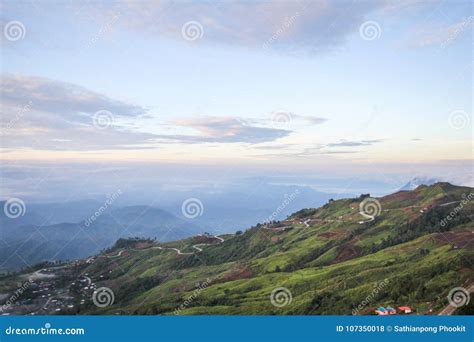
top-left (0, 205), bottom-right (202, 271)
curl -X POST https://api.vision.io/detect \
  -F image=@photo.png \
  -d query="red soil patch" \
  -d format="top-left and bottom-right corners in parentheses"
top-left (318, 230), bottom-right (346, 240)
top-left (171, 284), bottom-right (187, 293)
top-left (221, 265), bottom-right (253, 282)
top-left (434, 230), bottom-right (474, 249)
top-left (193, 236), bottom-right (220, 244)
top-left (334, 243), bottom-right (359, 263)
top-left (383, 190), bottom-right (418, 204)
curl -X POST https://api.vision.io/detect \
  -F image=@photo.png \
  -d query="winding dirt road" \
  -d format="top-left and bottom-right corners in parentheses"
top-left (153, 234), bottom-right (228, 256)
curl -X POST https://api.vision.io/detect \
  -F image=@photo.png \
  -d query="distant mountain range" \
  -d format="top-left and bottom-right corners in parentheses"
top-left (399, 176), bottom-right (440, 191)
top-left (0, 182), bottom-right (349, 271)
top-left (0, 204), bottom-right (202, 271)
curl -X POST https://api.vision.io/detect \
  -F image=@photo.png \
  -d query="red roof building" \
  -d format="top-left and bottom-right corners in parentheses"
top-left (398, 306), bottom-right (412, 313)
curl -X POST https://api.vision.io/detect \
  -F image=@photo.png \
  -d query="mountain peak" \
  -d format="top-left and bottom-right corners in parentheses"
top-left (399, 176), bottom-right (440, 191)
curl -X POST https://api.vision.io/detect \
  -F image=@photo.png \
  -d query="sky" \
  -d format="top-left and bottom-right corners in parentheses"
top-left (0, 0), bottom-right (473, 199)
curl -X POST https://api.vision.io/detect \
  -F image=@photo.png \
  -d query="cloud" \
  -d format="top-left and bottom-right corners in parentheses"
top-left (0, 75), bottom-right (309, 149)
top-left (253, 143), bottom-right (296, 150)
top-left (405, 16), bottom-right (473, 49)
top-left (268, 112), bottom-right (328, 125)
top-left (77, 0), bottom-right (390, 54)
top-left (1, 74), bottom-right (146, 118)
top-left (252, 144), bottom-right (363, 159)
top-left (318, 150), bottom-right (360, 155)
top-left (0, 74), bottom-right (157, 151)
top-left (156, 116), bottom-right (290, 144)
top-left (327, 139), bottom-right (383, 147)
top-left (292, 114), bottom-right (328, 125)
top-left (252, 138), bottom-right (382, 158)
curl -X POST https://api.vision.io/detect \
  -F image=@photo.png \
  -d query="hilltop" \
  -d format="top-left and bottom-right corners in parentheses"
top-left (1, 183), bottom-right (473, 315)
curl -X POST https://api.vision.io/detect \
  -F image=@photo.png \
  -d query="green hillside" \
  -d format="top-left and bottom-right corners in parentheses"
top-left (1, 183), bottom-right (473, 315)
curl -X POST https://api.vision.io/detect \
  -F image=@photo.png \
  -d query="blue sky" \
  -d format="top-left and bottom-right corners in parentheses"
top-left (0, 0), bottom-right (472, 188)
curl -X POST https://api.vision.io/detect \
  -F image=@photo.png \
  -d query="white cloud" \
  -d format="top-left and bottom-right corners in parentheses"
top-left (76, 0), bottom-right (389, 54)
top-left (405, 16), bottom-right (473, 48)
top-left (155, 116), bottom-right (291, 144)
top-left (0, 74), bottom-right (156, 150)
